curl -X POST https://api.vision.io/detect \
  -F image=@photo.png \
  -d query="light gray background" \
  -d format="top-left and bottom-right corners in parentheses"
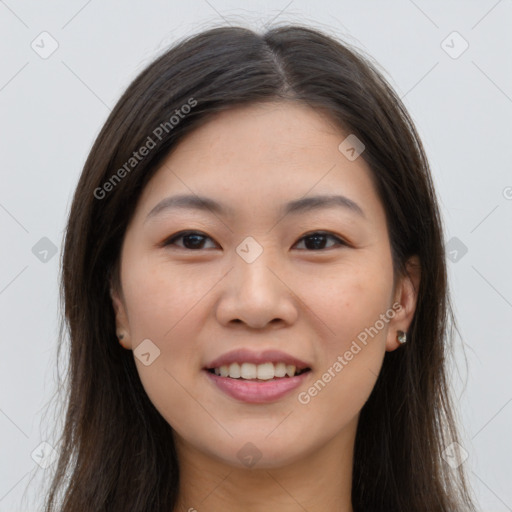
top-left (1, 1), bottom-right (511, 510)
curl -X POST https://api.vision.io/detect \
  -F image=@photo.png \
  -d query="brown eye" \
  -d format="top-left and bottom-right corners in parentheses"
top-left (294, 232), bottom-right (347, 250)
top-left (162, 230), bottom-right (347, 251)
top-left (164, 231), bottom-right (217, 250)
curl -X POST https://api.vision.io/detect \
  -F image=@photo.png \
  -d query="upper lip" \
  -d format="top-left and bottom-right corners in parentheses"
top-left (205, 349), bottom-right (311, 370)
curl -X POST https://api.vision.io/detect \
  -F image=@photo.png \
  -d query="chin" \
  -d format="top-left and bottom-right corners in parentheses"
top-left (198, 432), bottom-right (316, 470)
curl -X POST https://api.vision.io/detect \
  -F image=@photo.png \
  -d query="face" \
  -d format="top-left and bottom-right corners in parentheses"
top-left (111, 101), bottom-right (419, 469)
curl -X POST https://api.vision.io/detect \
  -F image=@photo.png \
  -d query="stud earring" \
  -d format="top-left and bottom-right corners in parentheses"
top-left (397, 330), bottom-right (407, 344)
top-left (117, 332), bottom-right (127, 349)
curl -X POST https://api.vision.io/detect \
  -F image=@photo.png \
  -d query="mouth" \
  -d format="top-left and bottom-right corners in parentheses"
top-left (205, 362), bottom-right (311, 381)
top-left (203, 349), bottom-right (312, 403)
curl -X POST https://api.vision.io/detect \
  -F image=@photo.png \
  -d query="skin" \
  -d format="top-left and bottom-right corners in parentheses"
top-left (110, 101), bottom-right (420, 512)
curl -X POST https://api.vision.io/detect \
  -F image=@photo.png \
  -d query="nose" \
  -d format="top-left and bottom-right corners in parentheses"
top-left (215, 246), bottom-right (299, 330)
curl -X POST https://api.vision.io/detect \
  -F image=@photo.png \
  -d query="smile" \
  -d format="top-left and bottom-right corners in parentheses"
top-left (208, 361), bottom-right (310, 380)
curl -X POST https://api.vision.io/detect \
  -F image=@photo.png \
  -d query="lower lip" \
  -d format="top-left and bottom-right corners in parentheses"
top-left (204, 370), bottom-right (310, 403)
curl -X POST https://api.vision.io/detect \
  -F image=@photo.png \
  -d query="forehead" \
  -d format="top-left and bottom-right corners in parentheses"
top-left (169, 101), bottom-right (348, 173)
top-left (133, 101), bottom-right (384, 225)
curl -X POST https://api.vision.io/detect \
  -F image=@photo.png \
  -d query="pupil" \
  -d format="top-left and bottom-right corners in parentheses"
top-left (184, 234), bottom-right (204, 249)
top-left (306, 234), bottom-right (326, 250)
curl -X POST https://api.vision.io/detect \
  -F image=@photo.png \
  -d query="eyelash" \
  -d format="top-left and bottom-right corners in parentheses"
top-left (162, 230), bottom-right (348, 251)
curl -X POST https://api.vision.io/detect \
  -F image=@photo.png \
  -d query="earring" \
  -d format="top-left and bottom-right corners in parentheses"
top-left (397, 330), bottom-right (407, 344)
top-left (117, 332), bottom-right (127, 349)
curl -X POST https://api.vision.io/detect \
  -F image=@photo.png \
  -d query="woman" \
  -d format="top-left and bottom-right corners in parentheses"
top-left (43, 25), bottom-right (477, 511)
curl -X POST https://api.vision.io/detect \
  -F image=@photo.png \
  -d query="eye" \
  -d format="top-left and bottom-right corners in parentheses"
top-left (162, 230), bottom-right (348, 251)
top-left (294, 231), bottom-right (347, 250)
top-left (163, 230), bottom-right (218, 250)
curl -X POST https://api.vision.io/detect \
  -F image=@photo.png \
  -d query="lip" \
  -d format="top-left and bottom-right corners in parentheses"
top-left (205, 369), bottom-right (311, 403)
top-left (205, 348), bottom-right (311, 371)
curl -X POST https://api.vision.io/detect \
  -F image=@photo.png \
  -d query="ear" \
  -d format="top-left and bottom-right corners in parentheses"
top-left (110, 283), bottom-right (132, 350)
top-left (385, 255), bottom-right (421, 352)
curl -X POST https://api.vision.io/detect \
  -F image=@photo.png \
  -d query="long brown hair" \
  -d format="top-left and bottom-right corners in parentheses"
top-left (40, 25), bottom-right (476, 511)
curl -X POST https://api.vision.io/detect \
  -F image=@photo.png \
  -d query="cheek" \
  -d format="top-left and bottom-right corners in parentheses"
top-left (122, 259), bottom-right (217, 341)
top-left (306, 259), bottom-right (393, 347)
top-left (121, 259), bottom-right (219, 414)
top-left (296, 260), bottom-right (392, 409)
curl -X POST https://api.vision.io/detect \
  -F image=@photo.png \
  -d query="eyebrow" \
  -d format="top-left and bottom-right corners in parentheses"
top-left (145, 193), bottom-right (365, 222)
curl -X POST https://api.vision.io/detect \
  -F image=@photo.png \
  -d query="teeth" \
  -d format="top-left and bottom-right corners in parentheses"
top-left (285, 364), bottom-right (296, 377)
top-left (211, 362), bottom-right (305, 380)
top-left (228, 362), bottom-right (240, 378)
top-left (240, 363), bottom-right (257, 379)
top-left (257, 362), bottom-right (274, 380)
top-left (274, 362), bottom-right (286, 377)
